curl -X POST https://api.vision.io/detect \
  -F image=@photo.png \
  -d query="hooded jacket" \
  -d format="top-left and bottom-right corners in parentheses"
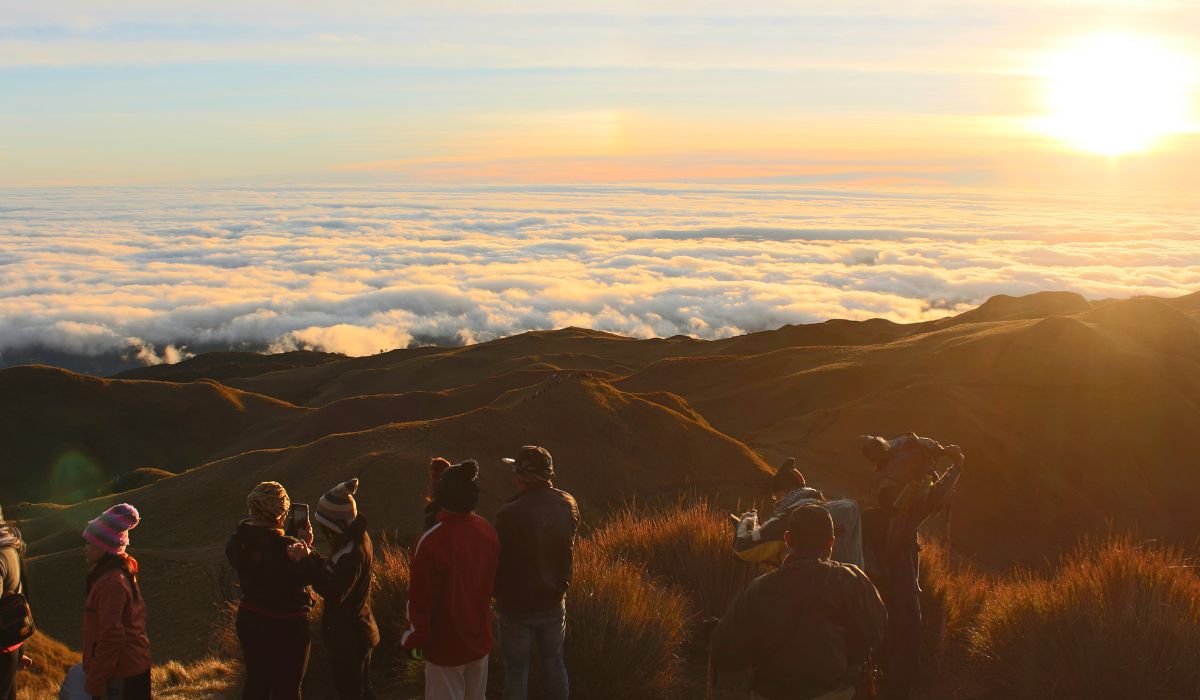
top-left (0, 524), bottom-right (26, 654)
top-left (401, 510), bottom-right (499, 666)
top-left (226, 520), bottom-right (323, 617)
top-left (313, 515), bottom-right (380, 650)
top-left (82, 554), bottom-right (151, 696)
top-left (494, 484), bottom-right (580, 615)
top-left (712, 555), bottom-right (886, 700)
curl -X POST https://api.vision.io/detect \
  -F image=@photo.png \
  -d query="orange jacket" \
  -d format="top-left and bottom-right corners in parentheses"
top-left (82, 557), bottom-right (151, 696)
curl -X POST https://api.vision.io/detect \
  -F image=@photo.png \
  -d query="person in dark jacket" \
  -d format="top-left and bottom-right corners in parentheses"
top-left (712, 505), bottom-right (886, 700)
top-left (0, 507), bottom-right (31, 700)
top-left (494, 446), bottom-right (579, 700)
top-left (226, 481), bottom-right (324, 700)
top-left (81, 504), bottom-right (152, 700)
top-left (858, 433), bottom-right (965, 700)
top-left (312, 478), bottom-right (380, 700)
top-left (402, 460), bottom-right (499, 700)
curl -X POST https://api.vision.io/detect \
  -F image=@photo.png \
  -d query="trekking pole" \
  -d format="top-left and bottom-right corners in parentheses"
top-left (706, 644), bottom-right (715, 700)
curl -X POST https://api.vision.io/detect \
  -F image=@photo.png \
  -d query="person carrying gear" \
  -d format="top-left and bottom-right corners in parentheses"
top-left (857, 433), bottom-right (965, 700)
top-left (0, 506), bottom-right (33, 700)
top-left (733, 458), bottom-right (864, 569)
top-left (712, 505), bottom-right (887, 700)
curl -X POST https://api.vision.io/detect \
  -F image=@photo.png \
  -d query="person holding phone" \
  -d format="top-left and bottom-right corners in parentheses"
top-left (226, 482), bottom-right (323, 699)
top-left (312, 478), bottom-right (379, 700)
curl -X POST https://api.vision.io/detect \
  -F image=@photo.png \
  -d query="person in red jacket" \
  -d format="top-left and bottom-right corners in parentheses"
top-left (81, 503), bottom-right (152, 700)
top-left (402, 460), bottom-right (499, 700)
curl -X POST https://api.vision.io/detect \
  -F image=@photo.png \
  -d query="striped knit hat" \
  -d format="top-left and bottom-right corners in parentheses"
top-left (247, 481), bottom-right (290, 527)
top-left (315, 478), bottom-right (359, 533)
top-left (82, 503), bottom-right (140, 555)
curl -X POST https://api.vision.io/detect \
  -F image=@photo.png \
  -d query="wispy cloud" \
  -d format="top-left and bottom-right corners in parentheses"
top-left (1, 185), bottom-right (1196, 364)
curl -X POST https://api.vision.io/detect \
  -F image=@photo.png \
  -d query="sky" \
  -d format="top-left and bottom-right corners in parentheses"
top-left (2, 0), bottom-right (1199, 188)
top-left (1, 2), bottom-right (1199, 367)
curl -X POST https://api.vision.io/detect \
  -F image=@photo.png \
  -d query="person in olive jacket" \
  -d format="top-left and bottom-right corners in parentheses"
top-left (312, 479), bottom-right (380, 700)
top-left (226, 482), bottom-right (324, 700)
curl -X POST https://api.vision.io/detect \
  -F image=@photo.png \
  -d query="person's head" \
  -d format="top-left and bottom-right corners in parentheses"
top-left (435, 460), bottom-right (481, 513)
top-left (82, 503), bottom-right (140, 563)
top-left (427, 458), bottom-right (451, 503)
top-left (502, 445), bottom-right (554, 489)
top-left (769, 457), bottom-right (806, 499)
top-left (782, 504), bottom-right (835, 559)
top-left (315, 478), bottom-right (360, 538)
top-left (857, 435), bottom-right (891, 465)
top-left (247, 481), bottom-right (290, 529)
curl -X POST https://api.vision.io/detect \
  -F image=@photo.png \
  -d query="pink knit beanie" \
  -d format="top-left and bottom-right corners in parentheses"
top-left (82, 503), bottom-right (141, 555)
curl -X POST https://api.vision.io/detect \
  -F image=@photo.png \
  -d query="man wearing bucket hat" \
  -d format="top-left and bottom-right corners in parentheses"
top-left (494, 446), bottom-right (580, 700)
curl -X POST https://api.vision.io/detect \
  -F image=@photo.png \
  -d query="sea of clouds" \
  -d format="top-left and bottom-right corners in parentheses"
top-left (2, 185), bottom-right (1198, 369)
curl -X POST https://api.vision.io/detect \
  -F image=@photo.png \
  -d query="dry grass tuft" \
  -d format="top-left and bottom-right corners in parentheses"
top-left (565, 541), bottom-right (688, 699)
top-left (587, 499), bottom-right (751, 621)
top-left (969, 535), bottom-right (1200, 700)
top-left (153, 657), bottom-right (239, 698)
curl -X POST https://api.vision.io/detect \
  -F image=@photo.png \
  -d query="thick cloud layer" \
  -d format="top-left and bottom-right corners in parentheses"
top-left (2, 185), bottom-right (1197, 365)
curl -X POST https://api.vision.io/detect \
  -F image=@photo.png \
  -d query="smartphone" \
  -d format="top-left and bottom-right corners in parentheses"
top-left (286, 503), bottom-right (310, 538)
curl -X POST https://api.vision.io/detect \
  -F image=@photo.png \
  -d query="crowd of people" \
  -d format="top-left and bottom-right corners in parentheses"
top-left (0, 431), bottom-right (962, 700)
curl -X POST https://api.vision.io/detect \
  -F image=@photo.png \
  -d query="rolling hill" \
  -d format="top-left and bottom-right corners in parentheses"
top-left (5, 290), bottom-right (1200, 663)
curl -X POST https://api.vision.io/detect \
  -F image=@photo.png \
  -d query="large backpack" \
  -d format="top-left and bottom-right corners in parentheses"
top-left (733, 497), bottom-right (865, 570)
top-left (0, 546), bottom-right (34, 648)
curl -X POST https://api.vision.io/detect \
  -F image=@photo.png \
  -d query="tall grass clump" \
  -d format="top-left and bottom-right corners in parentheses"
top-left (918, 538), bottom-right (994, 672)
top-left (588, 500), bottom-right (750, 620)
top-left (971, 535), bottom-right (1200, 700)
top-left (565, 541), bottom-right (688, 699)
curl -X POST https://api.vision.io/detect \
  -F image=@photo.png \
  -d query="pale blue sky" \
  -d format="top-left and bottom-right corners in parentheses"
top-left (1, 0), bottom-right (1197, 186)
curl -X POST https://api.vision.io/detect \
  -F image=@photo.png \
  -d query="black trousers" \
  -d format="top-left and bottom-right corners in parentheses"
top-left (0, 649), bottom-right (17, 700)
top-left (237, 608), bottom-right (311, 700)
top-left (328, 643), bottom-right (375, 700)
top-left (90, 668), bottom-right (152, 700)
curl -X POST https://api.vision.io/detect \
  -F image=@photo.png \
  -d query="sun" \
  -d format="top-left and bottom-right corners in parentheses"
top-left (1035, 34), bottom-right (1196, 156)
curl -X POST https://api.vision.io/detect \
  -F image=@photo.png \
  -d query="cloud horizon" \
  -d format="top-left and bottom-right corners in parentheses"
top-left (2, 184), bottom-right (1198, 370)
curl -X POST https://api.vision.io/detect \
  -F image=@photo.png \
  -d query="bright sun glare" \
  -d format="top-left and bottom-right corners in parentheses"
top-left (1037, 34), bottom-right (1196, 156)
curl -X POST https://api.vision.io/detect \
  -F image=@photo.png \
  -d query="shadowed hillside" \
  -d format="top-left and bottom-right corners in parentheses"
top-left (0, 367), bottom-right (300, 504)
top-left (21, 376), bottom-right (770, 661)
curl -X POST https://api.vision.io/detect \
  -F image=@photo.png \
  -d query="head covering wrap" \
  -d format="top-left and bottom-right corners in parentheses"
top-left (247, 481), bottom-right (290, 528)
top-left (435, 460), bottom-right (481, 514)
top-left (82, 503), bottom-right (141, 555)
top-left (428, 458), bottom-right (451, 502)
top-left (315, 478), bottom-right (360, 533)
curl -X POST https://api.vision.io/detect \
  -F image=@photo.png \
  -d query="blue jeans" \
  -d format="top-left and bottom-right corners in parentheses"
top-left (499, 602), bottom-right (568, 700)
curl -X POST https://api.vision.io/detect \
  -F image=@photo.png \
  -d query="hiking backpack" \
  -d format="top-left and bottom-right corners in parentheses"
top-left (0, 546), bottom-right (34, 648)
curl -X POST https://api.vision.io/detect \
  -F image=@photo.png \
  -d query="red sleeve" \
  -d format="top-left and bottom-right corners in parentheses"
top-left (401, 528), bottom-right (438, 650)
top-left (85, 574), bottom-right (130, 696)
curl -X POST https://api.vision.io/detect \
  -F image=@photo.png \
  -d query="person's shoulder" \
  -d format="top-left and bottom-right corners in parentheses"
top-left (553, 488), bottom-right (578, 506)
top-left (823, 560), bottom-right (874, 587)
top-left (92, 566), bottom-right (132, 596)
top-left (470, 514), bottom-right (499, 537)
